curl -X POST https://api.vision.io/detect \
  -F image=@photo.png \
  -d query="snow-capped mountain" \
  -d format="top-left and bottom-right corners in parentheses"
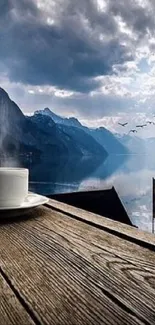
top-left (0, 88), bottom-right (107, 158)
top-left (34, 107), bottom-right (128, 154)
top-left (35, 108), bottom-right (82, 128)
top-left (30, 112), bottom-right (107, 157)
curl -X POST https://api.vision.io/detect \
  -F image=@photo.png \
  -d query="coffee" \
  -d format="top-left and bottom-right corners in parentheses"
top-left (0, 168), bottom-right (28, 207)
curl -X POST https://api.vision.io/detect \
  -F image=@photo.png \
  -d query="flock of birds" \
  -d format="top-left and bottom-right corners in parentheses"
top-left (118, 120), bottom-right (155, 134)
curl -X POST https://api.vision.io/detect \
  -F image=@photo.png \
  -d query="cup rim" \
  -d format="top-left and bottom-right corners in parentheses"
top-left (0, 167), bottom-right (28, 172)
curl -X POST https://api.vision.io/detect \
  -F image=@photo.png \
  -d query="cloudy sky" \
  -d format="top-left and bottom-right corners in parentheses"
top-left (1, 0), bottom-right (155, 136)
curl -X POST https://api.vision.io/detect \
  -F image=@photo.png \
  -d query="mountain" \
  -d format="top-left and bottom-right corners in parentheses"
top-left (0, 88), bottom-right (106, 158)
top-left (0, 88), bottom-right (127, 159)
top-left (140, 137), bottom-right (155, 155)
top-left (35, 108), bottom-right (82, 128)
top-left (0, 88), bottom-right (39, 156)
top-left (117, 133), bottom-right (155, 155)
top-left (0, 88), bottom-right (78, 157)
top-left (30, 112), bottom-right (107, 157)
top-left (35, 108), bottom-right (128, 154)
top-left (86, 127), bottom-right (128, 154)
top-left (115, 133), bottom-right (146, 153)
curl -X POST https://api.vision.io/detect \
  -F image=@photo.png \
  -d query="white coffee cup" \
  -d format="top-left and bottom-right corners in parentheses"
top-left (0, 168), bottom-right (29, 207)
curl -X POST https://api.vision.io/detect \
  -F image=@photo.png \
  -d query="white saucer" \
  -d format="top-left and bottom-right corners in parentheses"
top-left (0, 192), bottom-right (49, 211)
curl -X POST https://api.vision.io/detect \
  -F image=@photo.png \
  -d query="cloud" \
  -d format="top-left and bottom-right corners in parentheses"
top-left (0, 0), bottom-right (135, 93)
top-left (108, 0), bottom-right (155, 43)
top-left (0, 0), bottom-right (155, 125)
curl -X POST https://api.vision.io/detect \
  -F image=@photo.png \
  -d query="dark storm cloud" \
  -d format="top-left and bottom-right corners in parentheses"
top-left (0, 0), bottom-right (155, 93)
top-left (0, 0), bottom-right (135, 93)
top-left (108, 0), bottom-right (155, 38)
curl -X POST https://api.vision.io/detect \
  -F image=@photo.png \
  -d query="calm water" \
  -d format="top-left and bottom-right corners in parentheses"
top-left (1, 154), bottom-right (154, 233)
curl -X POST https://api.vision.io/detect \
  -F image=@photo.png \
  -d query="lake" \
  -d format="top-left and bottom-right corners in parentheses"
top-left (1, 154), bottom-right (154, 233)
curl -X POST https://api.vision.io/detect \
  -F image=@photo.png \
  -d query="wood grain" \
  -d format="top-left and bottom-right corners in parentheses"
top-left (0, 272), bottom-right (35, 325)
top-left (46, 199), bottom-right (155, 248)
top-left (0, 206), bottom-right (155, 324)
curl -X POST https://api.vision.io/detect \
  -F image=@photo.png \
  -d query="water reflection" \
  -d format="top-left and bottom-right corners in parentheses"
top-left (0, 154), bottom-right (106, 194)
top-left (79, 154), bottom-right (154, 232)
top-left (0, 153), bottom-right (154, 232)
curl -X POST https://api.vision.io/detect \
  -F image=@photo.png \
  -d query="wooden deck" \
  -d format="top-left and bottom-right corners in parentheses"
top-left (0, 199), bottom-right (155, 325)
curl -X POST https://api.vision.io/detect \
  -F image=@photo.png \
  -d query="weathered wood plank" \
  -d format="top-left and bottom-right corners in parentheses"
top-left (46, 199), bottom-right (155, 247)
top-left (17, 207), bottom-right (155, 302)
top-left (0, 272), bottom-right (35, 325)
top-left (0, 206), bottom-right (155, 324)
top-left (40, 206), bottom-right (155, 268)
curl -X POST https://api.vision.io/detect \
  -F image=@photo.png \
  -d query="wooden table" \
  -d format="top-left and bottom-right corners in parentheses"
top-left (0, 199), bottom-right (155, 325)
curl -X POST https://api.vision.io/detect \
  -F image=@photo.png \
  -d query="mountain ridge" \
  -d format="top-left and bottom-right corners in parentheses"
top-left (0, 88), bottom-right (107, 158)
top-left (30, 112), bottom-right (107, 157)
top-left (35, 107), bottom-right (82, 128)
top-left (34, 107), bottom-right (128, 155)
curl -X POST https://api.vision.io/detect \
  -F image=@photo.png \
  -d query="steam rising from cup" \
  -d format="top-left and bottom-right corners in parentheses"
top-left (0, 88), bottom-right (20, 167)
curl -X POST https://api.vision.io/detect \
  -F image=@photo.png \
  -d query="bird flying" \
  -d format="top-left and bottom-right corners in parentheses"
top-left (136, 124), bottom-right (147, 128)
top-left (118, 122), bottom-right (128, 127)
top-left (147, 121), bottom-right (155, 125)
top-left (129, 129), bottom-right (137, 133)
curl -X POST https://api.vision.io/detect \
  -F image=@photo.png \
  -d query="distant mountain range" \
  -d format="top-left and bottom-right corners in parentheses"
top-left (115, 133), bottom-right (152, 154)
top-left (32, 107), bottom-right (128, 155)
top-left (0, 87), bottom-right (128, 158)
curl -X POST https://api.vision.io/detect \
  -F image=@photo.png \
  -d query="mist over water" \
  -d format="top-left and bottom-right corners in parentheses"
top-left (0, 89), bottom-right (21, 167)
top-left (0, 93), bottom-right (8, 157)
top-left (0, 90), bottom-right (11, 163)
